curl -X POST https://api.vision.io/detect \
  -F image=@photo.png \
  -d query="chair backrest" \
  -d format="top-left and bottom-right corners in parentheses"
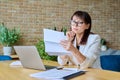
top-left (100, 55), bottom-right (120, 72)
top-left (0, 55), bottom-right (12, 61)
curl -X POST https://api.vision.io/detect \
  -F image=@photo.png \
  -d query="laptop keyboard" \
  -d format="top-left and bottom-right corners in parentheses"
top-left (44, 65), bottom-right (57, 70)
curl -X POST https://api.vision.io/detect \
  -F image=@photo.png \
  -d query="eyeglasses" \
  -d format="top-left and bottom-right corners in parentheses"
top-left (70, 20), bottom-right (84, 27)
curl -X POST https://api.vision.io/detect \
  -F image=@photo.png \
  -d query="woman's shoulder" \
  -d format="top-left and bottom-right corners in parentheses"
top-left (87, 34), bottom-right (101, 43)
top-left (89, 33), bottom-right (101, 39)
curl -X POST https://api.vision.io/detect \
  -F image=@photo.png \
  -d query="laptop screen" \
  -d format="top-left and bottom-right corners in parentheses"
top-left (14, 46), bottom-right (53, 70)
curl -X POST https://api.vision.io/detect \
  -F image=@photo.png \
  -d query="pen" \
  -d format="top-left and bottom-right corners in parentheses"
top-left (56, 66), bottom-right (64, 70)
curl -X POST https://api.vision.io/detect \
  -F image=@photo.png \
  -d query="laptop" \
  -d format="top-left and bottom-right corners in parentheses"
top-left (13, 46), bottom-right (56, 70)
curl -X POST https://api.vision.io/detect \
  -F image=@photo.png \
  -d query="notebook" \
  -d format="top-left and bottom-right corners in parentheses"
top-left (13, 46), bottom-right (56, 70)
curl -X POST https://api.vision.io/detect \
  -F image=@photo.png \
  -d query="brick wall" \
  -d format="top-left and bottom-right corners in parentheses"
top-left (0, 0), bottom-right (120, 54)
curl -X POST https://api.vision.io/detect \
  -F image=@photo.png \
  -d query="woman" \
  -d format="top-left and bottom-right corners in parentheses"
top-left (58, 11), bottom-right (101, 69)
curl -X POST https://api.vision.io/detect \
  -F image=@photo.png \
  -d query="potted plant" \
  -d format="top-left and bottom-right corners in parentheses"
top-left (0, 23), bottom-right (21, 55)
top-left (100, 38), bottom-right (107, 51)
top-left (36, 39), bottom-right (57, 61)
top-left (61, 26), bottom-right (67, 35)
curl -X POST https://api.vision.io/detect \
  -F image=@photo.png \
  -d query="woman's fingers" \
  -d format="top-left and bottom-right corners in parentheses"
top-left (66, 31), bottom-right (75, 41)
top-left (60, 40), bottom-right (72, 50)
top-left (60, 40), bottom-right (67, 48)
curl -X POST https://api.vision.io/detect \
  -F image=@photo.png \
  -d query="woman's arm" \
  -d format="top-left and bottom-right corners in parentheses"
top-left (60, 35), bottom-right (101, 69)
top-left (57, 31), bottom-right (76, 66)
top-left (77, 35), bottom-right (101, 69)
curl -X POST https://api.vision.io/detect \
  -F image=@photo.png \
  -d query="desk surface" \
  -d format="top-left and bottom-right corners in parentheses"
top-left (0, 60), bottom-right (120, 80)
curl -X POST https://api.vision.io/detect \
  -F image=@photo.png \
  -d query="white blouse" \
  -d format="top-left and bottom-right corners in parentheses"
top-left (57, 34), bottom-right (101, 69)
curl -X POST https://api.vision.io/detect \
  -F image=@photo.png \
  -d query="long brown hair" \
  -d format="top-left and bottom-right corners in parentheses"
top-left (71, 11), bottom-right (92, 45)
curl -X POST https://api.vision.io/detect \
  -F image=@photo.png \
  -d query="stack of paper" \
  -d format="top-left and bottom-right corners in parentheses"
top-left (44, 29), bottom-right (70, 56)
top-left (30, 68), bottom-right (85, 80)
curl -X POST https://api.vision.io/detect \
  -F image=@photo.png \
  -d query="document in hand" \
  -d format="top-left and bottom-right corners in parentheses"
top-left (30, 68), bottom-right (85, 80)
top-left (44, 29), bottom-right (70, 56)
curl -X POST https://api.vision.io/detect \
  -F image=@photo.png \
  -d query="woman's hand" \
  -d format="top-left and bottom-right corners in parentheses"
top-left (60, 40), bottom-right (75, 51)
top-left (58, 55), bottom-right (69, 66)
top-left (66, 31), bottom-right (75, 42)
top-left (60, 31), bottom-right (75, 52)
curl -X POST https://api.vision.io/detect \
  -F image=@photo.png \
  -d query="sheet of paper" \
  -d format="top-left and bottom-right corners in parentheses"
top-left (9, 60), bottom-right (22, 67)
top-left (44, 29), bottom-right (66, 43)
top-left (30, 68), bottom-right (85, 79)
top-left (44, 29), bottom-right (70, 55)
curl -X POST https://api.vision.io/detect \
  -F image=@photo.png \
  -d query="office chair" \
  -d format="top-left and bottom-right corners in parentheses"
top-left (0, 55), bottom-right (12, 61)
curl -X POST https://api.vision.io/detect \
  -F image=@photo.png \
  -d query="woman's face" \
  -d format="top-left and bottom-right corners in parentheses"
top-left (71, 15), bottom-right (90, 34)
